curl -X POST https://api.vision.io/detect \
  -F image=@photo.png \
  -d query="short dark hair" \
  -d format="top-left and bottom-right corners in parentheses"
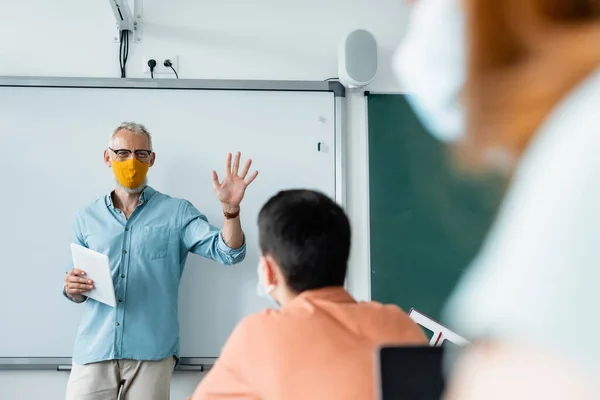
top-left (258, 189), bottom-right (351, 293)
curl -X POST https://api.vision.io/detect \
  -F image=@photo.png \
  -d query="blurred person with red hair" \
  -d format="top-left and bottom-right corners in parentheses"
top-left (394, 0), bottom-right (600, 398)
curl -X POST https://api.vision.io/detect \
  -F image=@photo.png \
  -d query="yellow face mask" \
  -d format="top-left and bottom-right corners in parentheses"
top-left (111, 158), bottom-right (150, 189)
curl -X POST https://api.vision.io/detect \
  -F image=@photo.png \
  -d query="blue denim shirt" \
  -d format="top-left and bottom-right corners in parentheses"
top-left (63, 186), bottom-right (246, 365)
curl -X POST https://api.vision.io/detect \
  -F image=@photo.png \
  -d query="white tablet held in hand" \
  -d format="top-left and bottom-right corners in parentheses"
top-left (70, 243), bottom-right (117, 307)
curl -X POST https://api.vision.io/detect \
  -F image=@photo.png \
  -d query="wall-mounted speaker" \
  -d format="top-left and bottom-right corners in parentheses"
top-left (338, 29), bottom-right (378, 90)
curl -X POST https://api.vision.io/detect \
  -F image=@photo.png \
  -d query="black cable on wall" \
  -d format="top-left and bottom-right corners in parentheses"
top-left (119, 30), bottom-right (130, 78)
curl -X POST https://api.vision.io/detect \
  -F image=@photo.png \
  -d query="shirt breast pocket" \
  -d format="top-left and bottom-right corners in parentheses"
top-left (140, 225), bottom-right (171, 260)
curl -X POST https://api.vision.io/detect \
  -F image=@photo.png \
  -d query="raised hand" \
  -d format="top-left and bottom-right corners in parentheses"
top-left (212, 152), bottom-right (258, 211)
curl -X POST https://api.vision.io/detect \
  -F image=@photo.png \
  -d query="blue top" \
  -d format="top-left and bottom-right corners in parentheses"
top-left (63, 186), bottom-right (246, 365)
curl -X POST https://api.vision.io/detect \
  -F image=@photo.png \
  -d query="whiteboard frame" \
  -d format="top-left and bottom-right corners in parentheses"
top-left (0, 76), bottom-right (346, 370)
top-left (0, 76), bottom-right (345, 97)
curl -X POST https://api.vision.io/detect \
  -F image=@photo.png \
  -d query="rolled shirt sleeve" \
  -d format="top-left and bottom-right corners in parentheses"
top-left (62, 212), bottom-right (89, 303)
top-left (179, 200), bottom-right (246, 265)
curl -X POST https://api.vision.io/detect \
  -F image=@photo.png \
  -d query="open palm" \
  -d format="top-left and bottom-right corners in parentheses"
top-left (212, 152), bottom-right (258, 208)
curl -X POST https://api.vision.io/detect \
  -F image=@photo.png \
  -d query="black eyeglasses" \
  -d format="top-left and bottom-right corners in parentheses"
top-left (109, 148), bottom-right (153, 162)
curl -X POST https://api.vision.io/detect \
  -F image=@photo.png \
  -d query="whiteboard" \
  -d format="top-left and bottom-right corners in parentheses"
top-left (0, 78), bottom-right (341, 361)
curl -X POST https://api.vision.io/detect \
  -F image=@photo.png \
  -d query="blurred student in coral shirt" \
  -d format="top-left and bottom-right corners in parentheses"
top-left (191, 189), bottom-right (427, 400)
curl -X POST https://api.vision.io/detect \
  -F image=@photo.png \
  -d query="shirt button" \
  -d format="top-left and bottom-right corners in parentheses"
top-left (116, 322), bottom-right (120, 326)
top-left (123, 250), bottom-right (127, 254)
top-left (118, 298), bottom-right (123, 302)
top-left (121, 274), bottom-right (125, 278)
top-left (125, 228), bottom-right (129, 232)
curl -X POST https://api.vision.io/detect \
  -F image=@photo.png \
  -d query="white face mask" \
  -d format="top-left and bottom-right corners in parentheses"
top-left (392, 0), bottom-right (466, 143)
top-left (256, 260), bottom-right (279, 308)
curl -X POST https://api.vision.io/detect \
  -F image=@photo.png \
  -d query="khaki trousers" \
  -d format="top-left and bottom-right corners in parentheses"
top-left (65, 357), bottom-right (176, 400)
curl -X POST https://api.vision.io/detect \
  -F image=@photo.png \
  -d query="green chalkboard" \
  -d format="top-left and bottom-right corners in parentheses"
top-left (368, 94), bottom-right (503, 328)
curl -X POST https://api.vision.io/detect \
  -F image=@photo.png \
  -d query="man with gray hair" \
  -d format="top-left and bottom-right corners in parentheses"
top-left (62, 122), bottom-right (258, 400)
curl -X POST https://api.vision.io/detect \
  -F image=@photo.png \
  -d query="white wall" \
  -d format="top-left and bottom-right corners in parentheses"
top-left (0, 1), bottom-right (408, 398)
